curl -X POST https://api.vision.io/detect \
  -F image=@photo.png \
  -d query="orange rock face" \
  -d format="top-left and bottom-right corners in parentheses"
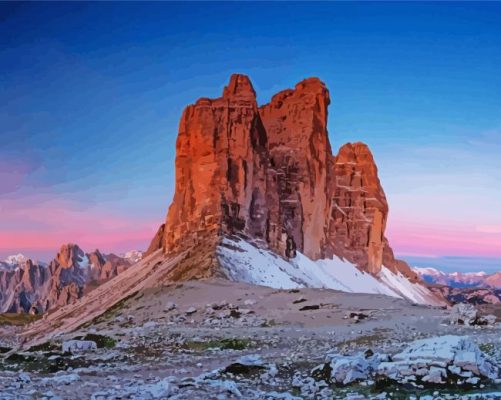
top-left (260, 78), bottom-right (331, 259)
top-left (324, 142), bottom-right (388, 274)
top-left (163, 75), bottom-right (270, 254)
top-left (153, 74), bottom-right (415, 280)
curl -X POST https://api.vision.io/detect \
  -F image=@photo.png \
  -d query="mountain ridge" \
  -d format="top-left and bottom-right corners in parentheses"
top-left (414, 267), bottom-right (501, 289)
top-left (0, 244), bottom-right (137, 313)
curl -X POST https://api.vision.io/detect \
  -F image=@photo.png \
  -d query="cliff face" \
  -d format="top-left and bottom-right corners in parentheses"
top-left (0, 244), bottom-right (133, 313)
top-left (260, 78), bottom-right (331, 260)
top-left (151, 74), bottom-right (416, 281)
top-left (163, 75), bottom-right (269, 256)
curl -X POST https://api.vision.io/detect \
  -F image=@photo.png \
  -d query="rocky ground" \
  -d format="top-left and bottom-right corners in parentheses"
top-left (1, 279), bottom-right (500, 399)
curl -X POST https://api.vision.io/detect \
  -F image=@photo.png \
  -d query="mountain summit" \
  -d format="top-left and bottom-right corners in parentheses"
top-left (145, 74), bottom-right (437, 304)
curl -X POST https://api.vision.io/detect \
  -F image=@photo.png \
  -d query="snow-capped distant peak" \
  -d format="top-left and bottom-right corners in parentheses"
top-left (413, 266), bottom-right (497, 289)
top-left (412, 267), bottom-right (445, 277)
top-left (122, 250), bottom-right (144, 264)
top-left (5, 253), bottom-right (28, 265)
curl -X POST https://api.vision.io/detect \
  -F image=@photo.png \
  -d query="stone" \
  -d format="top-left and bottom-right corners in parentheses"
top-left (223, 354), bottom-right (267, 375)
top-left (450, 303), bottom-right (478, 326)
top-left (477, 314), bottom-right (496, 326)
top-left (376, 335), bottom-right (499, 386)
top-left (312, 351), bottom-right (386, 386)
top-left (185, 307), bottom-right (197, 315)
top-left (62, 340), bottom-right (97, 353)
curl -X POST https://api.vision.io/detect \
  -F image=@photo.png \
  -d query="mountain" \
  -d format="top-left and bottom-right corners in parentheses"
top-left (428, 285), bottom-right (500, 306)
top-left (20, 75), bottom-right (446, 346)
top-left (414, 267), bottom-right (501, 289)
top-left (3, 254), bottom-right (29, 267)
top-left (145, 74), bottom-right (440, 305)
top-left (121, 250), bottom-right (144, 264)
top-left (0, 244), bottom-right (132, 313)
top-left (413, 267), bottom-right (501, 306)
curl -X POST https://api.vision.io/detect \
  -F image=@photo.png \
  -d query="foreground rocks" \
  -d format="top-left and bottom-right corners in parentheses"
top-left (62, 340), bottom-right (97, 353)
top-left (376, 335), bottom-right (499, 387)
top-left (1, 281), bottom-right (499, 399)
top-left (312, 335), bottom-right (499, 390)
top-left (449, 303), bottom-right (497, 326)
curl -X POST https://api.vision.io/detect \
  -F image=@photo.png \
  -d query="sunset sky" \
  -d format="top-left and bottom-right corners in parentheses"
top-left (1, 3), bottom-right (500, 272)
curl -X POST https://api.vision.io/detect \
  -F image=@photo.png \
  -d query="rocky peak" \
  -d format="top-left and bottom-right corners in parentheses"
top-left (222, 73), bottom-right (257, 101)
top-left (150, 74), bottom-right (421, 284)
top-left (0, 244), bottom-right (132, 314)
top-left (5, 253), bottom-right (28, 265)
top-left (325, 142), bottom-right (388, 274)
top-left (87, 249), bottom-right (106, 269)
top-left (162, 73), bottom-right (268, 266)
top-left (56, 243), bottom-right (85, 268)
top-left (259, 76), bottom-right (331, 259)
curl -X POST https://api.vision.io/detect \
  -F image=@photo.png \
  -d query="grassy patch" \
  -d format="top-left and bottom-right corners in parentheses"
top-left (183, 338), bottom-right (251, 351)
top-left (73, 334), bottom-right (116, 348)
top-left (479, 343), bottom-right (495, 356)
top-left (339, 328), bottom-right (390, 348)
top-left (260, 319), bottom-right (277, 327)
top-left (27, 342), bottom-right (62, 353)
top-left (1, 352), bottom-right (93, 373)
top-left (0, 313), bottom-right (41, 326)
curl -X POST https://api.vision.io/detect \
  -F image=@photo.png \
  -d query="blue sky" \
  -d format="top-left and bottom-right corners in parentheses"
top-left (1, 3), bottom-right (500, 272)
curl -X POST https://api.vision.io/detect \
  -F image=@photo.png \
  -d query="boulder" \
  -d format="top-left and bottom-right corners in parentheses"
top-left (376, 335), bottom-right (499, 386)
top-left (62, 340), bottom-right (97, 353)
top-left (449, 303), bottom-right (478, 325)
top-left (312, 351), bottom-right (388, 385)
top-left (477, 314), bottom-right (497, 326)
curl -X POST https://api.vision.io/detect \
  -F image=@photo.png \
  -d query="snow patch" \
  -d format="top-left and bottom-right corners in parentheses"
top-left (78, 254), bottom-right (90, 270)
top-left (217, 237), bottom-right (403, 299)
top-left (217, 237), bottom-right (440, 305)
top-left (5, 253), bottom-right (28, 265)
top-left (122, 250), bottom-right (144, 264)
top-left (379, 266), bottom-right (437, 305)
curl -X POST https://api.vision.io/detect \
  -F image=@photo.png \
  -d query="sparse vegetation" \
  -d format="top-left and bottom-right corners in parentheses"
top-left (0, 313), bottom-right (41, 326)
top-left (183, 338), bottom-right (251, 351)
top-left (27, 342), bottom-right (61, 352)
top-left (479, 342), bottom-right (495, 357)
top-left (339, 328), bottom-right (390, 348)
top-left (73, 333), bottom-right (117, 348)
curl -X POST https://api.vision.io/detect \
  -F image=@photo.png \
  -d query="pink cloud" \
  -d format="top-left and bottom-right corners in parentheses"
top-left (0, 195), bottom-right (160, 258)
top-left (387, 222), bottom-right (501, 258)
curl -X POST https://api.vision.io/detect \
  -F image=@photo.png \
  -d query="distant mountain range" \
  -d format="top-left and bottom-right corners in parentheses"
top-left (413, 267), bottom-right (501, 289)
top-left (413, 267), bottom-right (500, 306)
top-left (0, 245), bottom-right (143, 313)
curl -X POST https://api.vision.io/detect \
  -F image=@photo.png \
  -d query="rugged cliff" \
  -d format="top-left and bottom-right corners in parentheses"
top-left (147, 75), bottom-right (419, 290)
top-left (0, 244), bottom-right (133, 313)
top-left (149, 74), bottom-right (417, 283)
